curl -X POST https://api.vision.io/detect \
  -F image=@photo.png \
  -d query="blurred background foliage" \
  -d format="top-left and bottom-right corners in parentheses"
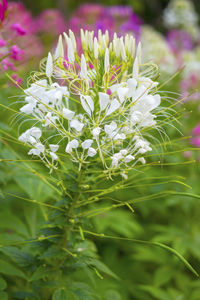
top-left (1, 0), bottom-right (200, 299)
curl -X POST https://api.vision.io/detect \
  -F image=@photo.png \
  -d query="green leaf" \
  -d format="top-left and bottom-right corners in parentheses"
top-left (52, 288), bottom-right (68, 300)
top-left (0, 259), bottom-right (26, 279)
top-left (0, 212), bottom-right (29, 238)
top-left (0, 277), bottom-right (7, 291)
top-left (87, 258), bottom-right (119, 280)
top-left (0, 247), bottom-right (35, 268)
top-left (0, 291), bottom-right (8, 300)
top-left (14, 173), bottom-right (54, 202)
top-left (30, 266), bottom-right (50, 282)
top-left (13, 291), bottom-right (37, 299)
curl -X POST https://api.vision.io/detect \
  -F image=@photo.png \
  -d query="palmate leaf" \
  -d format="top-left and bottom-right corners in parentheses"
top-left (0, 259), bottom-right (26, 279)
top-left (0, 246), bottom-right (36, 268)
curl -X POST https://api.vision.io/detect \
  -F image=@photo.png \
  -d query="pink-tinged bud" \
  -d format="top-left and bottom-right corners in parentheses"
top-left (11, 23), bottom-right (27, 36)
top-left (10, 45), bottom-right (24, 61)
top-left (0, 38), bottom-right (6, 47)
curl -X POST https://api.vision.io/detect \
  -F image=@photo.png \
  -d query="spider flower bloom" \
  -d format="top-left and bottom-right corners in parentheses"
top-left (18, 30), bottom-right (165, 175)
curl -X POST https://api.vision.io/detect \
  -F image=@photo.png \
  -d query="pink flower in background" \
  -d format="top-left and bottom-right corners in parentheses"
top-left (190, 123), bottom-right (200, 148)
top-left (11, 23), bottom-right (27, 36)
top-left (0, 0), bottom-right (7, 21)
top-left (10, 45), bottom-right (24, 61)
top-left (0, 1), bottom-right (43, 85)
top-left (181, 73), bottom-right (200, 102)
top-left (0, 38), bottom-right (6, 47)
top-left (36, 9), bottom-right (67, 35)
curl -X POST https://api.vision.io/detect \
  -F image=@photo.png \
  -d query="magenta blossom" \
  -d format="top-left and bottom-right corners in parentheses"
top-left (0, 38), bottom-right (6, 46)
top-left (11, 23), bottom-right (27, 36)
top-left (10, 45), bottom-right (24, 60)
top-left (0, 0), bottom-right (7, 21)
top-left (190, 123), bottom-right (200, 148)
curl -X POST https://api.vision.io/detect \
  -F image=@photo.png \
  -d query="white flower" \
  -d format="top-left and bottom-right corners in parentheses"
top-left (104, 122), bottom-right (117, 137)
top-left (81, 139), bottom-right (93, 149)
top-left (87, 147), bottom-right (97, 157)
top-left (70, 119), bottom-right (84, 132)
top-left (124, 155), bottom-right (135, 163)
top-left (50, 152), bottom-right (58, 161)
top-left (28, 143), bottom-right (45, 156)
top-left (65, 139), bottom-right (79, 153)
top-left (30, 127), bottom-right (42, 139)
top-left (49, 144), bottom-right (59, 152)
top-left (92, 127), bottom-right (101, 138)
top-left (63, 108), bottom-right (75, 120)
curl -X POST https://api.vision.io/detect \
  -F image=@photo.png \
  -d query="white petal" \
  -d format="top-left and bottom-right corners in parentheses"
top-left (70, 119), bottom-right (84, 132)
top-left (50, 152), bottom-right (58, 161)
top-left (92, 127), bottom-right (101, 138)
top-left (117, 87), bottom-right (128, 103)
top-left (20, 103), bottom-right (34, 114)
top-left (67, 38), bottom-right (75, 63)
top-left (88, 147), bottom-right (97, 157)
top-left (106, 98), bottom-right (120, 116)
top-left (104, 121), bottom-right (117, 136)
top-left (55, 35), bottom-right (64, 59)
top-left (62, 108), bottom-right (75, 120)
top-left (80, 94), bottom-right (94, 116)
top-left (124, 155), bottom-right (135, 163)
top-left (80, 54), bottom-right (87, 79)
top-left (94, 37), bottom-right (98, 59)
top-left (104, 48), bottom-right (109, 73)
top-left (81, 139), bottom-right (93, 149)
top-left (99, 92), bottom-right (109, 111)
top-left (30, 127), bottom-right (42, 139)
top-left (132, 57), bottom-right (139, 78)
top-left (127, 78), bottom-right (137, 98)
top-left (46, 52), bottom-right (53, 78)
top-left (49, 144), bottom-right (59, 152)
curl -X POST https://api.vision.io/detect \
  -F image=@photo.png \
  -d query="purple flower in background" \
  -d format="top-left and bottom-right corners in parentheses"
top-left (167, 29), bottom-right (194, 53)
top-left (106, 5), bottom-right (133, 18)
top-left (120, 13), bottom-right (142, 39)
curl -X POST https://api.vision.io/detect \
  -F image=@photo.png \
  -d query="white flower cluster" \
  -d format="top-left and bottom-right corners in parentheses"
top-left (18, 29), bottom-right (163, 174)
top-left (163, 0), bottom-right (199, 37)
